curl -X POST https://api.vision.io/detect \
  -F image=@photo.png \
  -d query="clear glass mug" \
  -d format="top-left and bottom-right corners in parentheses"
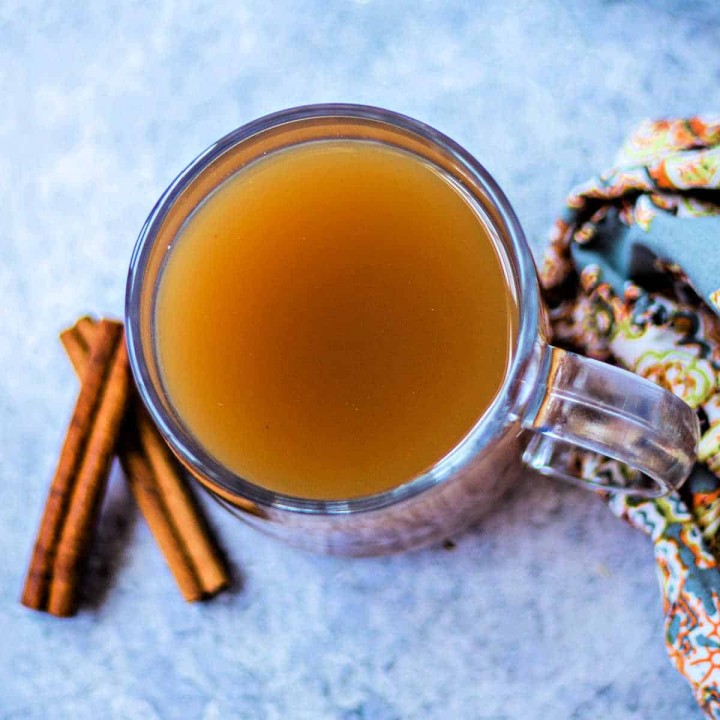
top-left (126, 104), bottom-right (699, 556)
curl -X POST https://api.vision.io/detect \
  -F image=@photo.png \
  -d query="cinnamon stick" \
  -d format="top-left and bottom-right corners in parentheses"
top-left (22, 319), bottom-right (129, 616)
top-left (119, 429), bottom-right (207, 600)
top-left (61, 317), bottom-right (229, 601)
top-left (136, 410), bottom-right (229, 595)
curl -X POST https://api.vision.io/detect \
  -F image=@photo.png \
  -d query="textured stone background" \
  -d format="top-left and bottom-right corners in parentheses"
top-left (3, 1), bottom-right (720, 718)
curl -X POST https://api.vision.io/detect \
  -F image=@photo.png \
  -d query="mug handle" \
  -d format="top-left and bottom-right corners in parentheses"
top-left (522, 347), bottom-right (699, 496)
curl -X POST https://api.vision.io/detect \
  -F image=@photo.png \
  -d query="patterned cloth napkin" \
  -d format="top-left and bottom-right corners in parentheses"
top-left (540, 117), bottom-right (720, 717)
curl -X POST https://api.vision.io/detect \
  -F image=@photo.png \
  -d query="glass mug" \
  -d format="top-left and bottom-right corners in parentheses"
top-left (126, 104), bottom-right (699, 556)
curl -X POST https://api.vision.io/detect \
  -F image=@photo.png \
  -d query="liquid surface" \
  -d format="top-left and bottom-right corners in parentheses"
top-left (156, 141), bottom-right (514, 499)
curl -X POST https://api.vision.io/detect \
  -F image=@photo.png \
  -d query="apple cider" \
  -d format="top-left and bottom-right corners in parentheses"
top-left (155, 140), bottom-right (515, 499)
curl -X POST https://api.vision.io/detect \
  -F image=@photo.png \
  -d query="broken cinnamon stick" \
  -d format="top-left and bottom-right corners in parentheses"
top-left (61, 317), bottom-right (229, 601)
top-left (22, 319), bottom-right (129, 616)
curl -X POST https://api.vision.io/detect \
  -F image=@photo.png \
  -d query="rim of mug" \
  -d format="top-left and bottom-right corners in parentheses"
top-left (125, 103), bottom-right (540, 516)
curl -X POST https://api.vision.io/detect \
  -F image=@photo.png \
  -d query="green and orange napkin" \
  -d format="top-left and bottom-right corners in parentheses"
top-left (541, 116), bottom-right (720, 717)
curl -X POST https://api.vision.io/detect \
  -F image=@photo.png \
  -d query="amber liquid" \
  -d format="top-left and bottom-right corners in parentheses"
top-left (156, 141), bottom-right (515, 499)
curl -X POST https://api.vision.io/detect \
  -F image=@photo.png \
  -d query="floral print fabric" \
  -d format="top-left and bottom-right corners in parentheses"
top-left (540, 117), bottom-right (720, 717)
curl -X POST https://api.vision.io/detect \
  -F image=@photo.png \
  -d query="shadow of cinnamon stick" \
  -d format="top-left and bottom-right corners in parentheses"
top-left (80, 462), bottom-right (138, 611)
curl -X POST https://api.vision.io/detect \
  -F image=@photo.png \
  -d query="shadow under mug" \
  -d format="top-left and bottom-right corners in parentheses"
top-left (126, 104), bottom-right (699, 556)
